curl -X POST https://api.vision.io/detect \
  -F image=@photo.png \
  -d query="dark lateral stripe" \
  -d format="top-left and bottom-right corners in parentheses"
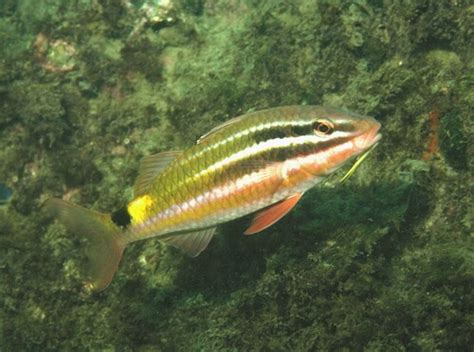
top-left (336, 122), bottom-right (358, 132)
top-left (246, 120), bottom-right (314, 142)
top-left (306, 135), bottom-right (355, 155)
top-left (249, 124), bottom-right (313, 143)
top-left (256, 135), bottom-right (355, 163)
top-left (217, 134), bottom-right (355, 182)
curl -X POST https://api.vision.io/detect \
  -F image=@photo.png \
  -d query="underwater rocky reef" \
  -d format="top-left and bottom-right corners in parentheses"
top-left (0, 0), bottom-right (472, 350)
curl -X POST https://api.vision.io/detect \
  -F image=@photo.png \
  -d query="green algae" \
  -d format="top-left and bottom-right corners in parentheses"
top-left (440, 110), bottom-right (468, 170)
top-left (0, 0), bottom-right (473, 350)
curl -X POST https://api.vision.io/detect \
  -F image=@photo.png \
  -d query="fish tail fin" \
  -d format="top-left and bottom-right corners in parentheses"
top-left (44, 198), bottom-right (127, 292)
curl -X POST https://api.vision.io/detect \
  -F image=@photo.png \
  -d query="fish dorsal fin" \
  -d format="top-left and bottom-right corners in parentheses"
top-left (161, 227), bottom-right (217, 257)
top-left (197, 114), bottom-right (249, 144)
top-left (134, 150), bottom-right (183, 196)
top-left (244, 192), bottom-right (303, 235)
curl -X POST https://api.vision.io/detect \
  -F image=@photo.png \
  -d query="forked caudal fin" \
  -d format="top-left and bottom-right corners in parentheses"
top-left (44, 198), bottom-right (127, 292)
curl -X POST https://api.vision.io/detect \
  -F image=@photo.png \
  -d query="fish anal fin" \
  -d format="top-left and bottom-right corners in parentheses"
top-left (134, 150), bottom-right (183, 196)
top-left (244, 192), bottom-right (303, 235)
top-left (161, 227), bottom-right (217, 257)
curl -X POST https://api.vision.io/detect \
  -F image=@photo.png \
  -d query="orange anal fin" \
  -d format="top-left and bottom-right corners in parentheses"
top-left (244, 192), bottom-right (303, 235)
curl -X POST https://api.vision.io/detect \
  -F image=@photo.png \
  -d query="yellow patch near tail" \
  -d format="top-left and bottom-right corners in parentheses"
top-left (127, 194), bottom-right (154, 224)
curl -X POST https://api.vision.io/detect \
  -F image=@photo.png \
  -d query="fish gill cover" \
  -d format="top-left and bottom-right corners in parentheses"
top-left (0, 0), bottom-right (472, 350)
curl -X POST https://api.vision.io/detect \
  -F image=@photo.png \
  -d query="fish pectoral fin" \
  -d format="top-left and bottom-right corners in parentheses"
top-left (244, 192), bottom-right (303, 235)
top-left (161, 227), bottom-right (217, 257)
top-left (134, 150), bottom-right (183, 196)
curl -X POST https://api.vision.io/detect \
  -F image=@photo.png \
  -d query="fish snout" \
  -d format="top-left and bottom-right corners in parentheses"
top-left (353, 118), bottom-right (382, 151)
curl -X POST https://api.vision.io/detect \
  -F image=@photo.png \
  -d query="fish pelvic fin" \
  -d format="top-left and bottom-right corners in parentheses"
top-left (161, 227), bottom-right (217, 257)
top-left (44, 198), bottom-right (127, 292)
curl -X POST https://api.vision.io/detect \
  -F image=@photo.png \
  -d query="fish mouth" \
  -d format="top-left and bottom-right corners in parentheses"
top-left (353, 119), bottom-right (382, 151)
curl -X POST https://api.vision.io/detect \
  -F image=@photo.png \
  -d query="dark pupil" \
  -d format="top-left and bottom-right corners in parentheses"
top-left (315, 122), bottom-right (331, 134)
top-left (319, 124), bottom-right (328, 133)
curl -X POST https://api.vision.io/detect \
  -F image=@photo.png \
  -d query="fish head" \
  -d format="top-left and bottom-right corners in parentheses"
top-left (296, 107), bottom-right (382, 176)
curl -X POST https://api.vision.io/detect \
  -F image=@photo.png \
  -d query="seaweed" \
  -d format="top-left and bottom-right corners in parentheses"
top-left (0, 0), bottom-right (472, 350)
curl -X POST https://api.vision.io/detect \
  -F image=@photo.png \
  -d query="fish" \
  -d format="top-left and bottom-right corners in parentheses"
top-left (45, 105), bottom-right (381, 291)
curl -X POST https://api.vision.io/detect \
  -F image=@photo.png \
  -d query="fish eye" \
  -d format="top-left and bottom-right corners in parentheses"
top-left (313, 120), bottom-right (333, 135)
